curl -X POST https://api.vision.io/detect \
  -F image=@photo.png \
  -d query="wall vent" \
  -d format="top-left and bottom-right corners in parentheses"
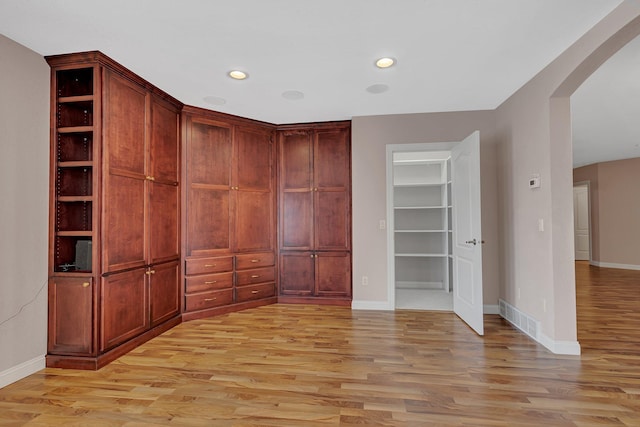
top-left (499, 298), bottom-right (539, 340)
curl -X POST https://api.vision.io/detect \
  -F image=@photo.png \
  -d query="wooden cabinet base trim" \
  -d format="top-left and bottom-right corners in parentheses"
top-left (46, 315), bottom-right (181, 370)
top-left (277, 296), bottom-right (351, 306)
top-left (181, 297), bottom-right (277, 322)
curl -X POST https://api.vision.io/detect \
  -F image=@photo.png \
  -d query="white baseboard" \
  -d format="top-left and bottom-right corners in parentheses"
top-left (353, 301), bottom-right (500, 313)
top-left (499, 299), bottom-right (581, 355)
top-left (538, 333), bottom-right (581, 356)
top-left (351, 300), bottom-right (394, 311)
top-left (590, 261), bottom-right (640, 271)
top-left (0, 355), bottom-right (45, 389)
top-left (484, 304), bottom-right (500, 315)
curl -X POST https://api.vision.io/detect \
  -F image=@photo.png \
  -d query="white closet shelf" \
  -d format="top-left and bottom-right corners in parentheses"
top-left (395, 229), bottom-right (447, 233)
top-left (395, 253), bottom-right (448, 257)
top-left (394, 205), bottom-right (446, 210)
top-left (393, 183), bottom-right (444, 188)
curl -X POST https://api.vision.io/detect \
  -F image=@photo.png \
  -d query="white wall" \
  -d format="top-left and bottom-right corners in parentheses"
top-left (351, 111), bottom-right (500, 308)
top-left (495, 1), bottom-right (640, 352)
top-left (0, 35), bottom-right (50, 387)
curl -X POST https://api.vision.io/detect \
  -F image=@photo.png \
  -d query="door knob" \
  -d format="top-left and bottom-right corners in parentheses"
top-left (465, 239), bottom-right (477, 245)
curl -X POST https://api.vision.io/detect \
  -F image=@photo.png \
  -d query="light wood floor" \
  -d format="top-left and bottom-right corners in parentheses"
top-left (1, 261), bottom-right (639, 426)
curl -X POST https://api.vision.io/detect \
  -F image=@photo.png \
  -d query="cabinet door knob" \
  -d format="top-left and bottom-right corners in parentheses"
top-left (145, 175), bottom-right (155, 181)
top-left (146, 270), bottom-right (156, 275)
top-left (251, 275), bottom-right (260, 278)
top-left (204, 297), bottom-right (217, 301)
top-left (82, 282), bottom-right (90, 288)
top-left (251, 259), bottom-right (260, 263)
top-left (204, 264), bottom-right (216, 268)
top-left (204, 280), bottom-right (217, 284)
top-left (251, 290), bottom-right (259, 294)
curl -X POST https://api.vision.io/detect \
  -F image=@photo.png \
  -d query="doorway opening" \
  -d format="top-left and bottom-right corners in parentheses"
top-left (386, 132), bottom-right (485, 334)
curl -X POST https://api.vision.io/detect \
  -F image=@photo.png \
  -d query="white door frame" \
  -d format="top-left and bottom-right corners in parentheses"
top-left (385, 142), bottom-right (456, 310)
top-left (573, 181), bottom-right (592, 262)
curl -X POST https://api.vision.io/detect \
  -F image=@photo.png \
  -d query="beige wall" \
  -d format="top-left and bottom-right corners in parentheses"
top-left (574, 158), bottom-right (640, 267)
top-left (0, 35), bottom-right (50, 385)
top-left (352, 111), bottom-right (500, 307)
top-left (494, 2), bottom-right (640, 348)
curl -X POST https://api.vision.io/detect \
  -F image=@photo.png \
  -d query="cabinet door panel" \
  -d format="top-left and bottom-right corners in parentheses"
top-left (316, 252), bottom-right (351, 297)
top-left (149, 96), bottom-right (179, 184)
top-left (150, 261), bottom-right (180, 327)
top-left (236, 126), bottom-right (273, 191)
top-left (186, 187), bottom-right (231, 255)
top-left (48, 277), bottom-right (93, 355)
top-left (314, 129), bottom-right (350, 189)
top-left (315, 191), bottom-right (350, 251)
top-left (279, 252), bottom-right (314, 296)
top-left (236, 190), bottom-right (273, 252)
top-left (104, 71), bottom-right (146, 176)
top-left (279, 132), bottom-right (312, 190)
top-left (281, 191), bottom-right (313, 250)
top-left (188, 121), bottom-right (231, 186)
top-left (186, 119), bottom-right (232, 256)
top-left (149, 183), bottom-right (179, 264)
top-left (101, 269), bottom-right (148, 352)
top-left (104, 174), bottom-right (146, 272)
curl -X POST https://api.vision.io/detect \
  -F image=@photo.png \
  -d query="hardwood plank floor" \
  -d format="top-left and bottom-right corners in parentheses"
top-left (1, 261), bottom-right (639, 426)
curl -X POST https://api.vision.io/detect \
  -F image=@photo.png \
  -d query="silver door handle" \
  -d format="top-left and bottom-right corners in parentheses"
top-left (465, 239), bottom-right (485, 245)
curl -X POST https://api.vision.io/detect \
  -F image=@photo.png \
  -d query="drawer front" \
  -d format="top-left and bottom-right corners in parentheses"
top-left (235, 252), bottom-right (275, 270)
top-left (236, 282), bottom-right (275, 303)
top-left (185, 272), bottom-right (233, 293)
top-left (236, 267), bottom-right (275, 286)
top-left (185, 256), bottom-right (233, 275)
top-left (185, 289), bottom-right (234, 311)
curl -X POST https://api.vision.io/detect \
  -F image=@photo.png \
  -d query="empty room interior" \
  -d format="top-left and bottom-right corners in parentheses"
top-left (2, 1), bottom-right (640, 425)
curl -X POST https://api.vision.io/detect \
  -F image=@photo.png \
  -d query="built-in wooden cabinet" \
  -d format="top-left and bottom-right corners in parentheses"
top-left (47, 52), bottom-right (182, 369)
top-left (278, 123), bottom-right (352, 304)
top-left (181, 107), bottom-right (277, 320)
top-left (47, 51), bottom-right (353, 370)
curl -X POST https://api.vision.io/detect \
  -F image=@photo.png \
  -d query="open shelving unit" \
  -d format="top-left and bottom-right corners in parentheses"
top-left (52, 67), bottom-right (96, 273)
top-left (393, 152), bottom-right (452, 299)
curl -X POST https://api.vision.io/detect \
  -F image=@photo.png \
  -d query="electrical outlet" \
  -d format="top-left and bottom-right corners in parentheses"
top-left (362, 276), bottom-right (369, 286)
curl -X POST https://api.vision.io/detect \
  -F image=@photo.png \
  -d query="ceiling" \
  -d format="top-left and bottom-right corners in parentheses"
top-left (1, 0), bottom-right (636, 167)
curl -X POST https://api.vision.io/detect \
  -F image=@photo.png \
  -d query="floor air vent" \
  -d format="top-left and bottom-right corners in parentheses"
top-left (499, 299), bottom-right (539, 340)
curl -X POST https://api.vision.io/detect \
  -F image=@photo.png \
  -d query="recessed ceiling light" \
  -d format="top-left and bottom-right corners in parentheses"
top-left (228, 70), bottom-right (248, 80)
top-left (375, 57), bottom-right (396, 69)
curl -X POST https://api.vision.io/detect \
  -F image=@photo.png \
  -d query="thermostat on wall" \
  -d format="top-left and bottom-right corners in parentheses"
top-left (529, 174), bottom-right (540, 189)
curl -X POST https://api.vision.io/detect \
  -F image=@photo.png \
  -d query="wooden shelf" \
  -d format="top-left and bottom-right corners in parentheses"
top-left (58, 196), bottom-right (93, 202)
top-left (57, 231), bottom-right (93, 237)
top-left (58, 161), bottom-right (93, 168)
top-left (58, 95), bottom-right (94, 103)
top-left (58, 126), bottom-right (94, 134)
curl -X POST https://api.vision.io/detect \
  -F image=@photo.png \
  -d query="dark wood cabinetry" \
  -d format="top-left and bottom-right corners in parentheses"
top-left (182, 107), bottom-right (277, 320)
top-left (47, 52), bottom-right (182, 369)
top-left (278, 123), bottom-right (352, 304)
top-left (47, 51), bottom-right (352, 370)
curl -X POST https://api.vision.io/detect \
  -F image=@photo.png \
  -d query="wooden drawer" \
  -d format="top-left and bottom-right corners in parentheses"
top-left (185, 289), bottom-right (234, 311)
top-left (235, 252), bottom-right (274, 270)
top-left (185, 256), bottom-right (233, 275)
top-left (236, 282), bottom-right (275, 303)
top-left (185, 272), bottom-right (233, 294)
top-left (236, 267), bottom-right (275, 286)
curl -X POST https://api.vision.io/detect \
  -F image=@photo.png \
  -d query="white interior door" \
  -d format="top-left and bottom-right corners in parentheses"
top-left (573, 185), bottom-right (590, 261)
top-left (451, 131), bottom-right (484, 335)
